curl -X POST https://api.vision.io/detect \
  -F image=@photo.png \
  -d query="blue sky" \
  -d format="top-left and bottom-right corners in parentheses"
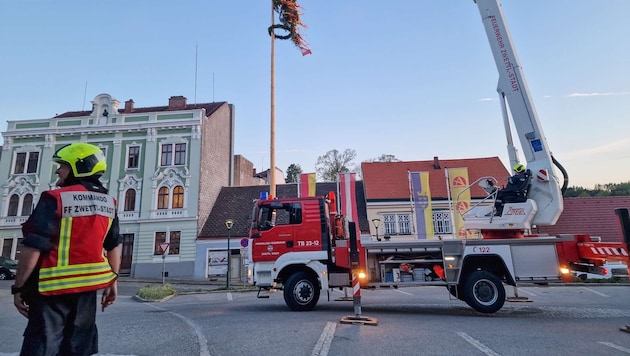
top-left (1, 0), bottom-right (629, 188)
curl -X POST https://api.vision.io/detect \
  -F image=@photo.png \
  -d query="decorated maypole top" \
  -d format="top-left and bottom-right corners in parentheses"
top-left (269, 0), bottom-right (311, 55)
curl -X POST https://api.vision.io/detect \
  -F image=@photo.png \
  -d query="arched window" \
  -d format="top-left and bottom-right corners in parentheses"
top-left (157, 187), bottom-right (169, 209)
top-left (21, 194), bottom-right (33, 216)
top-left (124, 189), bottom-right (136, 211)
top-left (172, 186), bottom-right (184, 208)
top-left (8, 195), bottom-right (19, 216)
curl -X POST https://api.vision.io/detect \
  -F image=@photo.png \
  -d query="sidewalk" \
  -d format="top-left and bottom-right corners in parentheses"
top-left (117, 275), bottom-right (251, 294)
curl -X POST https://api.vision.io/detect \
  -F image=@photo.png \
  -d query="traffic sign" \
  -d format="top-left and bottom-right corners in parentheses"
top-left (240, 238), bottom-right (248, 248)
top-left (159, 242), bottom-right (170, 254)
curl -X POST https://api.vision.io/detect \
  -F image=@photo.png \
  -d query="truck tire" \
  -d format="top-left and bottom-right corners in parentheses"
top-left (462, 271), bottom-right (505, 314)
top-left (283, 271), bottom-right (320, 311)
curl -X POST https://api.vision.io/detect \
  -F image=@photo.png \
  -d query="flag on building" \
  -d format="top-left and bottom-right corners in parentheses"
top-left (338, 173), bottom-right (359, 223)
top-left (298, 173), bottom-right (316, 197)
top-left (409, 171), bottom-right (434, 240)
top-left (447, 167), bottom-right (474, 238)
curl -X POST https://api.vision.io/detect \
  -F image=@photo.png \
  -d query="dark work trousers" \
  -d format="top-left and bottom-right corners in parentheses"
top-left (21, 291), bottom-right (98, 356)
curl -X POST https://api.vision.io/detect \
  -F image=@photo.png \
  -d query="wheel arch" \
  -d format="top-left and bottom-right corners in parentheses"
top-left (460, 254), bottom-right (516, 286)
top-left (277, 263), bottom-right (324, 290)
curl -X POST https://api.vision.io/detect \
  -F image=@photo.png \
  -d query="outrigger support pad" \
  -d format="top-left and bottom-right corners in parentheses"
top-left (340, 315), bottom-right (378, 326)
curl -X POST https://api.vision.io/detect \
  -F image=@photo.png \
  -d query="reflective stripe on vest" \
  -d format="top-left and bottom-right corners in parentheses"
top-left (38, 186), bottom-right (117, 295)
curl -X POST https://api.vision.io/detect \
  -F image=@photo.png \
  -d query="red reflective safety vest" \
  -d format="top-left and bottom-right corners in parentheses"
top-left (37, 185), bottom-right (118, 295)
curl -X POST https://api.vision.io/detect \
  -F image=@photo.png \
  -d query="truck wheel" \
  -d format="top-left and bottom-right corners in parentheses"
top-left (462, 271), bottom-right (505, 314)
top-left (283, 271), bottom-right (320, 311)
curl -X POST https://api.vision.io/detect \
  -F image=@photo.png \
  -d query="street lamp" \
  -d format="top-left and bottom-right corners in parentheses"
top-left (371, 218), bottom-right (381, 241)
top-left (225, 219), bottom-right (234, 289)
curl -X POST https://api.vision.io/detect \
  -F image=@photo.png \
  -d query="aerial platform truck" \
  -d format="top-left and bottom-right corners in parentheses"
top-left (246, 0), bottom-right (630, 314)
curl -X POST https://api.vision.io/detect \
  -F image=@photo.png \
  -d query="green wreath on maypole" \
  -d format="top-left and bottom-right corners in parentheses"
top-left (268, 0), bottom-right (311, 55)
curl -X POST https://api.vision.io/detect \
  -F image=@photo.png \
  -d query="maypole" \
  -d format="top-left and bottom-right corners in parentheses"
top-left (268, 0), bottom-right (311, 198)
top-left (270, 1), bottom-right (277, 198)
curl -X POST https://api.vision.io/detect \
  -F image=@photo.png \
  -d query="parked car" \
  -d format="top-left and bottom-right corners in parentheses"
top-left (573, 262), bottom-right (628, 281)
top-left (0, 257), bottom-right (17, 280)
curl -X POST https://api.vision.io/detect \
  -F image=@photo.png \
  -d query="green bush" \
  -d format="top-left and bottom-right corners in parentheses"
top-left (137, 284), bottom-right (176, 300)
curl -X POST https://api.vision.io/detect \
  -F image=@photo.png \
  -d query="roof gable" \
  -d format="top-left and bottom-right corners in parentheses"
top-left (361, 157), bottom-right (510, 200)
top-left (537, 196), bottom-right (630, 243)
top-left (54, 101), bottom-right (227, 118)
top-left (199, 181), bottom-right (369, 238)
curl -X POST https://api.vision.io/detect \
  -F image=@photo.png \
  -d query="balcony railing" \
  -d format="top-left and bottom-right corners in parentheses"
top-left (0, 216), bottom-right (28, 227)
top-left (150, 208), bottom-right (188, 219)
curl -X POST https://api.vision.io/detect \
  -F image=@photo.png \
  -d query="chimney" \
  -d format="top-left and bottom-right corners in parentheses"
top-left (433, 156), bottom-right (441, 169)
top-left (168, 96), bottom-right (187, 110)
top-left (124, 99), bottom-right (134, 113)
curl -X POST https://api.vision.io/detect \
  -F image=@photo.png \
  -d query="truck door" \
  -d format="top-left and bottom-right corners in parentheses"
top-left (251, 202), bottom-right (300, 262)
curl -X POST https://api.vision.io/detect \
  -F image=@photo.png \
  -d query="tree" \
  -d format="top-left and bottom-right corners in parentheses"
top-left (315, 149), bottom-right (357, 182)
top-left (285, 163), bottom-right (302, 183)
top-left (366, 154), bottom-right (401, 162)
top-left (563, 181), bottom-right (630, 197)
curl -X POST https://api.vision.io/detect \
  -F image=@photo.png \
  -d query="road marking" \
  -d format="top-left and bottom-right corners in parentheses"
top-left (147, 304), bottom-right (211, 356)
top-left (227, 292), bottom-right (233, 301)
top-left (311, 322), bottom-right (336, 356)
top-left (598, 341), bottom-right (630, 353)
top-left (395, 289), bottom-right (413, 296)
top-left (456, 332), bottom-right (501, 356)
top-left (581, 287), bottom-right (609, 297)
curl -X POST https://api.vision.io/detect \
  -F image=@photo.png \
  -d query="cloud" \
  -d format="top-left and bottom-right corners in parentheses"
top-left (562, 138), bottom-right (630, 159)
top-left (566, 91), bottom-right (630, 97)
top-left (479, 97), bottom-right (494, 101)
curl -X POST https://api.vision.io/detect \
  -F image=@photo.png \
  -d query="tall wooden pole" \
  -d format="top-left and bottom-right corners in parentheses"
top-left (269, 0), bottom-right (277, 198)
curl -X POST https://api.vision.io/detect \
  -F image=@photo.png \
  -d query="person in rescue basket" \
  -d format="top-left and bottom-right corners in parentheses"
top-left (494, 163), bottom-right (532, 216)
top-left (12, 143), bottom-right (122, 356)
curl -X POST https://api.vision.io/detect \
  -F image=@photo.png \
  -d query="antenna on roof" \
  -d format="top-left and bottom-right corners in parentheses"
top-left (82, 81), bottom-right (88, 111)
top-left (212, 72), bottom-right (215, 102)
top-left (194, 43), bottom-right (198, 104)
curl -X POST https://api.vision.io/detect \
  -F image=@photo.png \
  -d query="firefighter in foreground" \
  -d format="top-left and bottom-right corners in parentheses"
top-left (12, 143), bottom-right (122, 356)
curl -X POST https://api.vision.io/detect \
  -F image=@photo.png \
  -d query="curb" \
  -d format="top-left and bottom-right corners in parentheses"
top-left (132, 293), bottom-right (176, 303)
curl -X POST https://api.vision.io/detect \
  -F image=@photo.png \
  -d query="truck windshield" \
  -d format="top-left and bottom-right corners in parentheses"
top-left (256, 202), bottom-right (302, 231)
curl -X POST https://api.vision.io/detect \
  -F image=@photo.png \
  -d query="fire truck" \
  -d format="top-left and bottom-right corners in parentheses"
top-left (246, 0), bottom-right (630, 314)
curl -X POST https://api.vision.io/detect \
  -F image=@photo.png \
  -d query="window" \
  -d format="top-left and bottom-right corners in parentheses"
top-left (21, 194), bottom-right (33, 216)
top-left (157, 187), bottom-right (169, 209)
top-left (160, 144), bottom-right (173, 166)
top-left (7, 195), bottom-right (19, 216)
top-left (174, 143), bottom-right (186, 165)
top-left (433, 211), bottom-right (452, 234)
top-left (160, 143), bottom-right (187, 166)
top-left (154, 232), bottom-right (166, 255)
top-left (13, 152), bottom-right (39, 174)
top-left (127, 146), bottom-right (140, 169)
top-left (257, 203), bottom-right (302, 231)
top-left (154, 231), bottom-right (181, 255)
top-left (124, 189), bottom-right (136, 211)
top-left (169, 231), bottom-right (180, 255)
top-left (172, 186), bottom-right (184, 208)
top-left (383, 213), bottom-right (412, 235)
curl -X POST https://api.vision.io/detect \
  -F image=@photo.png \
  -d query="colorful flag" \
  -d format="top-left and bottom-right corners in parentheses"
top-left (447, 167), bottom-right (474, 238)
top-left (409, 172), bottom-right (434, 240)
top-left (338, 173), bottom-right (359, 223)
top-left (298, 173), bottom-right (316, 197)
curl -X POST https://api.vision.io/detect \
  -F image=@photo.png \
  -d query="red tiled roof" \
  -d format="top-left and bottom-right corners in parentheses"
top-left (537, 196), bottom-right (630, 243)
top-left (54, 102), bottom-right (226, 118)
top-left (361, 157), bottom-right (510, 200)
